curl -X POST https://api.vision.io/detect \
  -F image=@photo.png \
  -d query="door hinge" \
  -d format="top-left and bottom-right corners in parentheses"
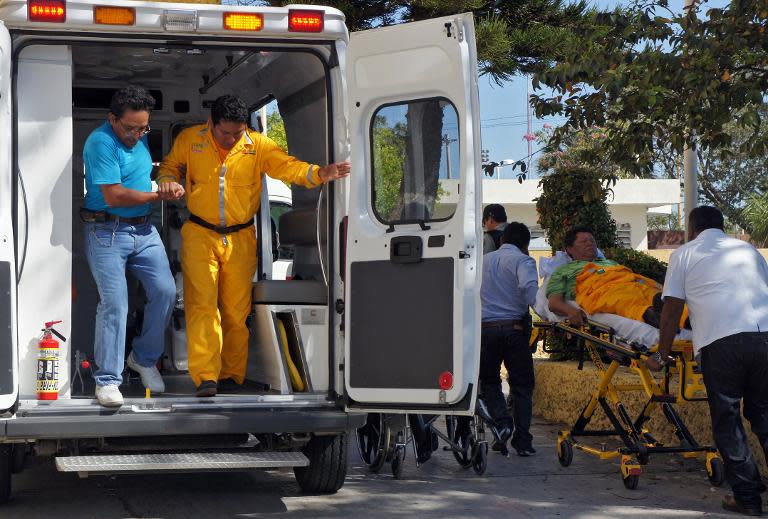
top-left (444, 22), bottom-right (453, 38)
top-left (459, 251), bottom-right (471, 259)
top-left (335, 299), bottom-right (345, 314)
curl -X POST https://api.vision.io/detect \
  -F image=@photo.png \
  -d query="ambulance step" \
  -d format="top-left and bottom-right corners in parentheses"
top-left (55, 451), bottom-right (309, 475)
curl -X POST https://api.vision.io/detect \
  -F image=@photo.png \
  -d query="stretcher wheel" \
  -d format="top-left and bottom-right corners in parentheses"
top-left (445, 416), bottom-right (473, 468)
top-left (391, 445), bottom-right (405, 479)
top-left (355, 413), bottom-right (390, 473)
top-left (471, 438), bottom-right (488, 475)
top-left (622, 473), bottom-right (640, 490)
top-left (557, 440), bottom-right (573, 467)
top-left (708, 457), bottom-right (725, 487)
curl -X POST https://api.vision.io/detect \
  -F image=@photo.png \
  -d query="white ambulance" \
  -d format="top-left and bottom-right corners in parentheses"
top-left (0, 0), bottom-right (482, 501)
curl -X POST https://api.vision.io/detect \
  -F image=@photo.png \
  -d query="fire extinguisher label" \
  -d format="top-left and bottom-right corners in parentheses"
top-left (37, 349), bottom-right (59, 394)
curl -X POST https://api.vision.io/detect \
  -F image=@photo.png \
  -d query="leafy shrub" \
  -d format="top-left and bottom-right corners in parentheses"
top-left (603, 247), bottom-right (668, 284)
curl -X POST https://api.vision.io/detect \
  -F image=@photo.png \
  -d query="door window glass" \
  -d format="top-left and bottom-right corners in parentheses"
top-left (370, 98), bottom-right (459, 225)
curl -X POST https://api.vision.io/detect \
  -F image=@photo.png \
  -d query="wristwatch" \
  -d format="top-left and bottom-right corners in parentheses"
top-left (651, 351), bottom-right (668, 367)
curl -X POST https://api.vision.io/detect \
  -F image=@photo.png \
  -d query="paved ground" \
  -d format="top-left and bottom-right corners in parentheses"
top-left (7, 419), bottom-right (764, 518)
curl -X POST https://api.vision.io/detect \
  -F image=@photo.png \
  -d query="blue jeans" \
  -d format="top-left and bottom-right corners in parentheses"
top-left (84, 221), bottom-right (175, 386)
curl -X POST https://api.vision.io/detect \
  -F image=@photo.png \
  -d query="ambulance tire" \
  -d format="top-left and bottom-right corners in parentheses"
top-left (0, 445), bottom-right (11, 504)
top-left (294, 433), bottom-right (348, 494)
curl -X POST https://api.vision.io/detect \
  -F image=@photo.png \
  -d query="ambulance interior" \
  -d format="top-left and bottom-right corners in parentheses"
top-left (17, 41), bottom-right (334, 400)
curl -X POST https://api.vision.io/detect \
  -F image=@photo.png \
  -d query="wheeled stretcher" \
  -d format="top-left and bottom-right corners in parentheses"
top-left (532, 318), bottom-right (725, 490)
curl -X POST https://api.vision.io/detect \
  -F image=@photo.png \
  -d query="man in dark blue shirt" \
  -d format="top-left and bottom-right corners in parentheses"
top-left (82, 86), bottom-right (183, 406)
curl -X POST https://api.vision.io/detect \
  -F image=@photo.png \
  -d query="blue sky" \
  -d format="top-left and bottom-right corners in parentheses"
top-left (478, 0), bottom-right (726, 179)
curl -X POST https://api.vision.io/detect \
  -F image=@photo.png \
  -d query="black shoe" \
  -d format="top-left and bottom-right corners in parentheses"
top-left (491, 426), bottom-right (512, 452)
top-left (515, 446), bottom-right (537, 457)
top-left (195, 380), bottom-right (217, 397)
top-left (217, 378), bottom-right (242, 394)
top-left (722, 494), bottom-right (763, 516)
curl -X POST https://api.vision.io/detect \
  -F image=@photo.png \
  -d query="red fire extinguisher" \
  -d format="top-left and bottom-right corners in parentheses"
top-left (37, 320), bottom-right (66, 400)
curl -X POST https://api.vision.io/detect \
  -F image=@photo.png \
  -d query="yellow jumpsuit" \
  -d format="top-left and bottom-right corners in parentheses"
top-left (574, 263), bottom-right (688, 328)
top-left (157, 124), bottom-right (321, 386)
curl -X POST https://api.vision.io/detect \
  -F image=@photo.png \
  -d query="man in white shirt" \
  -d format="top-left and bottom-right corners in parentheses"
top-left (648, 206), bottom-right (768, 516)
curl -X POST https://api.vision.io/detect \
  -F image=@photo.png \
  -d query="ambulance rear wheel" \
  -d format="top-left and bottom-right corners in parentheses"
top-left (294, 433), bottom-right (347, 494)
top-left (0, 445), bottom-right (11, 504)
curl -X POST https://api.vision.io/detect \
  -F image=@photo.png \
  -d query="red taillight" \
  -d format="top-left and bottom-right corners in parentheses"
top-left (438, 371), bottom-right (453, 390)
top-left (29, 0), bottom-right (66, 22)
top-left (288, 9), bottom-right (323, 33)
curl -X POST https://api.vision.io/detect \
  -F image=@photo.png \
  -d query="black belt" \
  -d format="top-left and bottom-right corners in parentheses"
top-left (482, 319), bottom-right (525, 330)
top-left (188, 214), bottom-right (254, 235)
top-left (79, 208), bottom-right (150, 225)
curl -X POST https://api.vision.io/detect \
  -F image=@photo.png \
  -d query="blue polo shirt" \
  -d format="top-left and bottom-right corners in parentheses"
top-left (83, 122), bottom-right (152, 218)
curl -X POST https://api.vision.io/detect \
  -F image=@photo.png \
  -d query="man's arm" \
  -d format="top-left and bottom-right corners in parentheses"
top-left (260, 134), bottom-right (349, 187)
top-left (548, 293), bottom-right (587, 326)
top-left (100, 184), bottom-right (159, 207)
top-left (646, 297), bottom-right (685, 371)
top-left (517, 256), bottom-right (539, 308)
top-left (156, 130), bottom-right (187, 199)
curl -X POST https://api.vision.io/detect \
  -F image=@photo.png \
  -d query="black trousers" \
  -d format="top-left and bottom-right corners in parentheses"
top-left (700, 331), bottom-right (768, 508)
top-left (479, 323), bottom-right (534, 449)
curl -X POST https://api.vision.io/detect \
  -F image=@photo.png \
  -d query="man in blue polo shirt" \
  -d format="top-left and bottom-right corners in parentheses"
top-left (82, 86), bottom-right (184, 407)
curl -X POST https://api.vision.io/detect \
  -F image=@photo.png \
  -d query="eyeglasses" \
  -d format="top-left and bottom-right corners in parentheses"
top-left (115, 118), bottom-right (151, 137)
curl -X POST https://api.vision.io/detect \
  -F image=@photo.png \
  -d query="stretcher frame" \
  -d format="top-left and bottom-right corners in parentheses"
top-left (532, 319), bottom-right (725, 490)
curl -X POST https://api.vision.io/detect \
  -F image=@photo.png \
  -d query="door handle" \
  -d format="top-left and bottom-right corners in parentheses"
top-left (390, 236), bottom-right (422, 264)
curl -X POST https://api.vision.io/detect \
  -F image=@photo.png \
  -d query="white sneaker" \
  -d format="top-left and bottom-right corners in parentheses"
top-left (126, 351), bottom-right (166, 393)
top-left (95, 384), bottom-right (124, 407)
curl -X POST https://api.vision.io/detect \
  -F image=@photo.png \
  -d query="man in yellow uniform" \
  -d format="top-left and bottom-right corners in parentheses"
top-left (157, 95), bottom-right (350, 396)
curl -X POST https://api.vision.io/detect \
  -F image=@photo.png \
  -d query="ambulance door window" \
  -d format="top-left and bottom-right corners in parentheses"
top-left (370, 98), bottom-right (460, 225)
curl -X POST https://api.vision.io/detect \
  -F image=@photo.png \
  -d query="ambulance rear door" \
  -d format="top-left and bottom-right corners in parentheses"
top-left (344, 13), bottom-right (482, 412)
top-left (0, 22), bottom-right (19, 412)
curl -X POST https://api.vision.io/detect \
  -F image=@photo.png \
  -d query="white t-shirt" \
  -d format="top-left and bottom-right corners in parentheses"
top-left (662, 228), bottom-right (768, 352)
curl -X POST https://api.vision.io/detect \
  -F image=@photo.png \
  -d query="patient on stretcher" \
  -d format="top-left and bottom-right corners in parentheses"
top-left (546, 227), bottom-right (687, 330)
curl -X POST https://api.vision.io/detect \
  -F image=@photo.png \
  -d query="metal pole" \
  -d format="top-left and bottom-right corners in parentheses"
top-left (682, 0), bottom-right (698, 238)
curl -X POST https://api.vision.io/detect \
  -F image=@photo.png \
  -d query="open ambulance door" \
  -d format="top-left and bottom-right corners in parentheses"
top-left (0, 22), bottom-right (19, 412)
top-left (344, 14), bottom-right (482, 413)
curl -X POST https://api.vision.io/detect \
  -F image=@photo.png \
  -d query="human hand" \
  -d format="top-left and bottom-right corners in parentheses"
top-left (566, 307), bottom-right (587, 327)
top-left (318, 161), bottom-right (351, 183)
top-left (158, 182), bottom-right (185, 201)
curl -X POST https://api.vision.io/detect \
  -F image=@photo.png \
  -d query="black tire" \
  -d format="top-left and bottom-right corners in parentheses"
top-left (471, 439), bottom-right (488, 475)
top-left (558, 440), bottom-right (573, 467)
top-left (356, 414), bottom-right (389, 473)
top-left (445, 416), bottom-right (473, 468)
top-left (294, 434), bottom-right (348, 494)
top-left (0, 445), bottom-right (11, 504)
top-left (622, 474), bottom-right (640, 490)
top-left (708, 457), bottom-right (725, 487)
top-left (391, 445), bottom-right (405, 479)
top-left (11, 445), bottom-right (27, 475)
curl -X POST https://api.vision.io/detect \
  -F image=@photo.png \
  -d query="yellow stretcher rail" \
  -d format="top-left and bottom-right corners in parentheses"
top-left (533, 319), bottom-right (722, 490)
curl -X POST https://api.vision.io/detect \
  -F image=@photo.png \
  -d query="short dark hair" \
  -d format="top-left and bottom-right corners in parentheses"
top-left (482, 204), bottom-right (507, 223)
top-left (110, 86), bottom-right (155, 118)
top-left (501, 222), bottom-right (531, 250)
top-left (211, 95), bottom-right (248, 125)
top-left (689, 205), bottom-right (724, 233)
top-left (564, 226), bottom-right (594, 248)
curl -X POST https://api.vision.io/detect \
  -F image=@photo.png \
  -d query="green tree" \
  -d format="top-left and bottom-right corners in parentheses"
top-left (742, 193), bottom-right (768, 247)
top-left (372, 116), bottom-right (407, 220)
top-left (535, 167), bottom-right (619, 252)
top-left (266, 110), bottom-right (288, 152)
top-left (530, 1), bottom-right (768, 175)
top-left (249, 0), bottom-right (598, 82)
